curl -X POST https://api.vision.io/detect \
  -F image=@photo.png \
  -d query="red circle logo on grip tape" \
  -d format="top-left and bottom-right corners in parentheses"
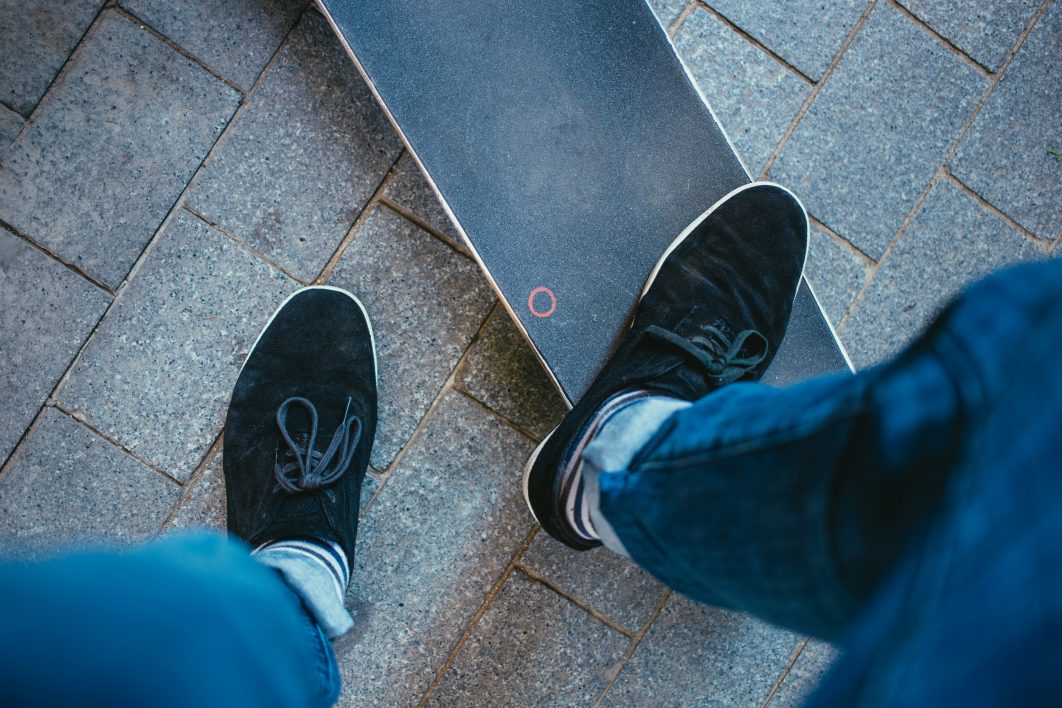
top-left (528, 286), bottom-right (557, 318)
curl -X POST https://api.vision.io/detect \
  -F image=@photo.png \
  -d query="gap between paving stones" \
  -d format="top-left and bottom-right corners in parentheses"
top-left (515, 562), bottom-right (645, 640)
top-left (111, 4), bottom-right (247, 96)
top-left (159, 432), bottom-right (225, 530)
top-left (184, 205), bottom-right (309, 284)
top-left (1, 0), bottom-right (110, 125)
top-left (884, 0), bottom-right (994, 77)
top-left (761, 637), bottom-right (812, 708)
top-left (310, 154), bottom-right (406, 284)
top-left (52, 404), bottom-right (182, 486)
top-left (834, 0), bottom-right (1054, 331)
top-left (378, 194), bottom-right (471, 256)
top-left (809, 215), bottom-right (877, 266)
top-left (943, 167), bottom-right (1050, 244)
top-left (694, 2), bottom-right (817, 85)
top-left (591, 590), bottom-right (675, 707)
top-left (0, 219), bottom-right (115, 294)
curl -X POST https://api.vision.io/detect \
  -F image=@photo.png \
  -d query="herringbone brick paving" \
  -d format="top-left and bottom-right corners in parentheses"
top-left (1, 0), bottom-right (1057, 704)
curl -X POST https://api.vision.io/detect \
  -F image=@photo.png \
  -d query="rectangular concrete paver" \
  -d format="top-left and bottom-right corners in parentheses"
top-left (605, 594), bottom-right (802, 706)
top-left (189, 11), bottom-right (401, 282)
top-left (457, 308), bottom-right (567, 440)
top-left (0, 408), bottom-right (178, 543)
top-left (804, 224), bottom-right (870, 327)
top-left (951, 3), bottom-right (1062, 240)
top-left (120, 0), bottom-right (307, 90)
top-left (0, 231), bottom-right (110, 463)
top-left (520, 532), bottom-right (666, 634)
top-left (768, 640), bottom-right (839, 707)
top-left (58, 210), bottom-right (292, 481)
top-left (0, 0), bottom-right (105, 115)
top-left (896, 0), bottom-right (1040, 71)
top-left (0, 103), bottom-right (22, 144)
top-left (841, 180), bottom-right (1043, 367)
top-left (349, 391), bottom-right (534, 649)
top-left (675, 7), bottom-right (810, 174)
top-left (0, 11), bottom-right (240, 288)
top-left (705, 0), bottom-right (867, 80)
top-left (429, 571), bottom-right (630, 707)
top-left (772, 3), bottom-right (986, 259)
top-left (327, 207), bottom-right (494, 469)
top-left (381, 153), bottom-right (467, 255)
top-left (336, 599), bottom-right (446, 707)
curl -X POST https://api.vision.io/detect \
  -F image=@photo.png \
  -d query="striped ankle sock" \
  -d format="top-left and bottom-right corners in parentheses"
top-left (253, 538), bottom-right (354, 638)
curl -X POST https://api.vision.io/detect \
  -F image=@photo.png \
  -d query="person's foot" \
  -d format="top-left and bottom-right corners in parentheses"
top-left (523, 182), bottom-right (809, 550)
top-left (224, 286), bottom-right (377, 573)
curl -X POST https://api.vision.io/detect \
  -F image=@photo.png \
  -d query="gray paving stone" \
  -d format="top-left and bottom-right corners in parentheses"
top-left (382, 154), bottom-right (467, 254)
top-left (648, 0), bottom-right (688, 28)
top-left (0, 0), bottom-right (105, 115)
top-left (605, 594), bottom-right (801, 707)
top-left (58, 210), bottom-right (292, 481)
top-left (772, 3), bottom-right (986, 259)
top-left (0, 408), bottom-right (178, 543)
top-left (457, 308), bottom-right (567, 441)
top-left (951, 3), bottom-right (1062, 240)
top-left (328, 208), bottom-right (494, 469)
top-left (0, 103), bottom-right (22, 144)
top-left (336, 599), bottom-right (446, 707)
top-left (840, 180), bottom-right (1042, 368)
top-left (520, 532), bottom-right (666, 633)
top-left (0, 231), bottom-right (110, 464)
top-left (429, 571), bottom-right (630, 707)
top-left (896, 0), bottom-right (1040, 71)
top-left (350, 391), bottom-right (535, 648)
top-left (769, 640), bottom-right (839, 707)
top-left (804, 225), bottom-right (870, 327)
top-left (189, 11), bottom-right (401, 281)
top-left (120, 0), bottom-right (307, 90)
top-left (0, 12), bottom-right (240, 289)
top-left (675, 8), bottom-right (810, 174)
top-left (704, 0), bottom-right (867, 80)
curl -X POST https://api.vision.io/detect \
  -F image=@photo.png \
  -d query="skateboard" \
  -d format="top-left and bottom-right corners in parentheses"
top-left (317, 0), bottom-right (851, 404)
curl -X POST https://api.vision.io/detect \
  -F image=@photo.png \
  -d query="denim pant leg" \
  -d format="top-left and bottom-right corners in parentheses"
top-left (0, 532), bottom-right (341, 707)
top-left (596, 294), bottom-right (973, 641)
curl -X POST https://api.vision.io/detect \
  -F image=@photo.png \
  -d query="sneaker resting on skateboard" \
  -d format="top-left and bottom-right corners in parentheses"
top-left (224, 286), bottom-right (378, 571)
top-left (523, 182), bottom-right (809, 550)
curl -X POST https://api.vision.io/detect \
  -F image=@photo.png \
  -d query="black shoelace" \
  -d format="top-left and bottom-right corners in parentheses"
top-left (274, 396), bottom-right (362, 493)
top-left (645, 324), bottom-right (768, 385)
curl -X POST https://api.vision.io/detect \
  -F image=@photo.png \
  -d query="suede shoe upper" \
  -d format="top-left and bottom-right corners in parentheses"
top-left (224, 287), bottom-right (377, 569)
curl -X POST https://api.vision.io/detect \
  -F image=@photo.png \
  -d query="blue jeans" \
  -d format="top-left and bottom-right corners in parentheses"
top-left (0, 533), bottom-right (340, 707)
top-left (599, 259), bottom-right (1062, 705)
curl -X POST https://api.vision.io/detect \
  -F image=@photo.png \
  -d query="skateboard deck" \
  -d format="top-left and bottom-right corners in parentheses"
top-left (317, 0), bottom-right (851, 404)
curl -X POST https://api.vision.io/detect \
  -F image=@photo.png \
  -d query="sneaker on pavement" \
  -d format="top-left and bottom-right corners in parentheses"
top-left (523, 182), bottom-right (809, 550)
top-left (224, 286), bottom-right (378, 571)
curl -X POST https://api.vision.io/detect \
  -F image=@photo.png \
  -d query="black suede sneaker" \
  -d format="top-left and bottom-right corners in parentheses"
top-left (524, 182), bottom-right (809, 550)
top-left (224, 286), bottom-right (377, 571)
